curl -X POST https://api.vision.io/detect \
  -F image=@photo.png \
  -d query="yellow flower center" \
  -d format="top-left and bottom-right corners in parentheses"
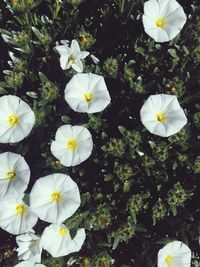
top-left (11, 0), bottom-right (18, 6)
top-left (68, 54), bottom-right (76, 64)
top-left (84, 92), bottom-right (94, 102)
top-left (80, 34), bottom-right (88, 43)
top-left (6, 169), bottom-right (16, 181)
top-left (66, 139), bottom-right (78, 150)
top-left (165, 255), bottom-right (173, 265)
top-left (58, 227), bottom-right (69, 236)
top-left (7, 114), bottom-right (19, 127)
top-left (155, 17), bottom-right (166, 28)
top-left (156, 112), bottom-right (167, 123)
top-left (15, 204), bottom-right (26, 216)
top-left (51, 192), bottom-right (62, 203)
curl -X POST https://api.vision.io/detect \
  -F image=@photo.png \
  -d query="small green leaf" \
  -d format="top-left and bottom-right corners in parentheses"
top-left (0, 87), bottom-right (8, 95)
top-left (168, 48), bottom-right (179, 59)
top-left (104, 174), bottom-right (113, 181)
top-left (118, 126), bottom-right (126, 135)
top-left (39, 72), bottom-right (49, 83)
top-left (112, 237), bottom-right (120, 250)
top-left (61, 115), bottom-right (71, 123)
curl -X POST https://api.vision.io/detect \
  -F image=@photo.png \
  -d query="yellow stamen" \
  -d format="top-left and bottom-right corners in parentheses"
top-left (11, 0), bottom-right (18, 6)
top-left (7, 114), bottom-right (19, 127)
top-left (84, 92), bottom-right (94, 102)
top-left (6, 169), bottom-right (16, 181)
top-left (165, 255), bottom-right (173, 265)
top-left (156, 112), bottom-right (167, 123)
top-left (80, 34), bottom-right (88, 43)
top-left (51, 192), bottom-right (62, 203)
top-left (68, 54), bottom-right (76, 64)
top-left (15, 204), bottom-right (26, 216)
top-left (155, 17), bottom-right (166, 28)
top-left (171, 86), bottom-right (176, 93)
top-left (66, 139), bottom-right (78, 150)
top-left (58, 227), bottom-right (69, 236)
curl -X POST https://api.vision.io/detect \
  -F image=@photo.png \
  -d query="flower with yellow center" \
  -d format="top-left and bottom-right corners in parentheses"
top-left (65, 73), bottom-right (111, 113)
top-left (0, 152), bottom-right (30, 200)
top-left (42, 224), bottom-right (86, 257)
top-left (7, 114), bottom-right (19, 127)
top-left (51, 192), bottom-right (62, 203)
top-left (66, 139), bottom-right (78, 150)
top-left (58, 227), bottom-right (69, 236)
top-left (140, 94), bottom-right (187, 137)
top-left (165, 255), bottom-right (173, 265)
top-left (158, 240), bottom-right (191, 267)
top-left (84, 92), bottom-right (94, 102)
top-left (30, 173), bottom-right (81, 223)
top-left (155, 17), bottom-right (166, 28)
top-left (6, 169), bottom-right (16, 181)
top-left (15, 203), bottom-right (26, 216)
top-left (51, 125), bottom-right (93, 167)
top-left (142, 0), bottom-right (187, 42)
top-left (55, 39), bottom-right (89, 72)
top-left (0, 196), bottom-right (38, 235)
top-left (0, 95), bottom-right (35, 143)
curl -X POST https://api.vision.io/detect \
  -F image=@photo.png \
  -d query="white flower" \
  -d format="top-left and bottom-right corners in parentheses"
top-left (64, 73), bottom-right (111, 113)
top-left (16, 232), bottom-right (42, 263)
top-left (55, 39), bottom-right (89, 72)
top-left (158, 240), bottom-right (191, 267)
top-left (41, 224), bottom-right (86, 257)
top-left (30, 173), bottom-right (80, 224)
top-left (142, 0), bottom-right (187, 42)
top-left (15, 261), bottom-right (46, 267)
top-left (0, 195), bottom-right (38, 235)
top-left (51, 124), bottom-right (93, 167)
top-left (0, 95), bottom-right (35, 143)
top-left (0, 152), bottom-right (30, 199)
top-left (140, 94), bottom-right (187, 137)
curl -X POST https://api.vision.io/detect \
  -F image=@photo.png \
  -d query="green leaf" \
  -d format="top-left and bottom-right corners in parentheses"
top-left (26, 91), bottom-right (38, 99)
top-left (118, 125), bottom-right (126, 135)
top-left (39, 72), bottom-right (49, 83)
top-left (112, 237), bottom-right (120, 250)
top-left (168, 48), bottom-right (179, 59)
top-left (0, 28), bottom-right (13, 37)
top-left (0, 87), bottom-right (8, 95)
top-left (61, 115), bottom-right (71, 123)
top-left (32, 27), bottom-right (42, 39)
top-left (104, 174), bottom-right (113, 181)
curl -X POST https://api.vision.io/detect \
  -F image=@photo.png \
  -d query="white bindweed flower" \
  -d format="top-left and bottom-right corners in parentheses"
top-left (41, 224), bottom-right (86, 257)
top-left (30, 173), bottom-right (81, 223)
top-left (0, 195), bottom-right (38, 235)
top-left (15, 261), bottom-right (46, 267)
top-left (0, 95), bottom-right (35, 143)
top-left (142, 0), bottom-right (187, 42)
top-left (140, 94), bottom-right (187, 137)
top-left (0, 152), bottom-right (30, 199)
top-left (55, 39), bottom-right (89, 72)
top-left (64, 73), bottom-right (111, 113)
top-left (157, 240), bottom-right (191, 267)
top-left (16, 232), bottom-right (42, 263)
top-left (51, 124), bottom-right (93, 166)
